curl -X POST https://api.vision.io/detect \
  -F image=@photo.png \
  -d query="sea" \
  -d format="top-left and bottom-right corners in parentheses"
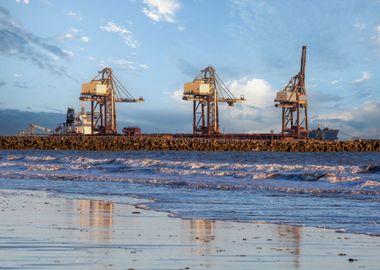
top-left (0, 150), bottom-right (379, 236)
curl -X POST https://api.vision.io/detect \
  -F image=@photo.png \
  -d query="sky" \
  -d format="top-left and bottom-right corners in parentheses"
top-left (0, 0), bottom-right (380, 138)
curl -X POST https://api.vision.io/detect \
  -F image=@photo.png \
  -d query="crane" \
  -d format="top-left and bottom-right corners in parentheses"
top-left (18, 123), bottom-right (52, 135)
top-left (183, 66), bottom-right (245, 135)
top-left (274, 46), bottom-right (309, 139)
top-left (79, 67), bottom-right (144, 135)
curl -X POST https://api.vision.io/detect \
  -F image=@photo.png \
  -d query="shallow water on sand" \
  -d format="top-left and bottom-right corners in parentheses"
top-left (2, 190), bottom-right (379, 270)
top-left (0, 150), bottom-right (379, 235)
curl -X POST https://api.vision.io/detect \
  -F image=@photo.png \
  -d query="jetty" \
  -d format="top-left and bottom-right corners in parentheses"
top-left (1, 136), bottom-right (379, 152)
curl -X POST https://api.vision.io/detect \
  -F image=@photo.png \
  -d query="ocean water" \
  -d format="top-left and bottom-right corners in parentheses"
top-left (0, 150), bottom-right (379, 236)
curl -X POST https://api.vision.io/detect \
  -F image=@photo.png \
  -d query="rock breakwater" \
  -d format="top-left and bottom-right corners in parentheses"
top-left (0, 136), bottom-right (379, 152)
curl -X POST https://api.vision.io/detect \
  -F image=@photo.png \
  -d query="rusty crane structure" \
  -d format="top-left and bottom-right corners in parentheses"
top-left (274, 46), bottom-right (309, 139)
top-left (183, 66), bottom-right (245, 135)
top-left (79, 67), bottom-right (144, 135)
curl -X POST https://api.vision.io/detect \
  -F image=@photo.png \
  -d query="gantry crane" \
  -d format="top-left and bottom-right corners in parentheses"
top-left (79, 67), bottom-right (144, 135)
top-left (274, 46), bottom-right (308, 139)
top-left (183, 66), bottom-right (245, 135)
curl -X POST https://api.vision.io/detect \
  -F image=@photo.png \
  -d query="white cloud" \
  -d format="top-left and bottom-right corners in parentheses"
top-left (376, 25), bottom-right (380, 51)
top-left (57, 33), bottom-right (74, 41)
top-left (87, 56), bottom-right (96, 61)
top-left (370, 25), bottom-right (380, 52)
top-left (100, 22), bottom-right (139, 48)
top-left (139, 64), bottom-right (149, 70)
top-left (223, 77), bottom-right (280, 133)
top-left (70, 27), bottom-right (80, 33)
top-left (80, 36), bottom-right (89, 43)
top-left (142, 0), bottom-right (180, 23)
top-left (62, 49), bottom-right (74, 57)
top-left (170, 89), bottom-right (183, 100)
top-left (228, 77), bottom-right (274, 109)
top-left (101, 59), bottom-right (149, 71)
top-left (177, 25), bottom-right (186, 31)
top-left (56, 28), bottom-right (90, 43)
top-left (64, 10), bottom-right (82, 20)
top-left (354, 22), bottom-right (366, 31)
top-left (16, 0), bottom-right (29, 4)
top-left (351, 72), bottom-right (371, 85)
top-left (328, 79), bottom-right (341, 85)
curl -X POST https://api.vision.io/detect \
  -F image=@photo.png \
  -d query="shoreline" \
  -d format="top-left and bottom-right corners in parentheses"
top-left (1, 135), bottom-right (380, 152)
top-left (1, 188), bottom-right (379, 269)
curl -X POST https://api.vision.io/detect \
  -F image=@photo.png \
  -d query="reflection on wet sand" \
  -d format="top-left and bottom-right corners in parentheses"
top-left (278, 225), bottom-right (302, 268)
top-left (78, 200), bottom-right (114, 242)
top-left (2, 190), bottom-right (380, 270)
top-left (185, 219), bottom-right (303, 268)
top-left (184, 219), bottom-right (215, 256)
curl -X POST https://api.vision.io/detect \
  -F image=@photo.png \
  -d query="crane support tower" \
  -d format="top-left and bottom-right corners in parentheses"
top-left (183, 66), bottom-right (245, 135)
top-left (274, 46), bottom-right (309, 139)
top-left (79, 67), bottom-right (144, 135)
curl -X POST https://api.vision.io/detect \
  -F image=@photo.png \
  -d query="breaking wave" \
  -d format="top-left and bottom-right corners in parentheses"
top-left (1, 154), bottom-right (380, 187)
top-left (1, 168), bottom-right (379, 198)
top-left (357, 165), bottom-right (380, 174)
top-left (360, 180), bottom-right (380, 188)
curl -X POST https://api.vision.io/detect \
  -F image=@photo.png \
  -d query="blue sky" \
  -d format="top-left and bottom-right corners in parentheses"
top-left (0, 0), bottom-right (379, 138)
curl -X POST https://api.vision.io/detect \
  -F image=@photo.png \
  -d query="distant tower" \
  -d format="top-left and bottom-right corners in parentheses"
top-left (274, 46), bottom-right (308, 139)
top-left (66, 108), bottom-right (75, 126)
top-left (183, 66), bottom-right (245, 135)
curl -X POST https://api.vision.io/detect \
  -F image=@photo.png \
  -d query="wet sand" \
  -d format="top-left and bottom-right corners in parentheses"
top-left (0, 189), bottom-right (379, 270)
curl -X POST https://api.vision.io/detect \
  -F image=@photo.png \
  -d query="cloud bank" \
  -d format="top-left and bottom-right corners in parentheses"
top-left (314, 102), bottom-right (380, 139)
top-left (223, 77), bottom-right (280, 133)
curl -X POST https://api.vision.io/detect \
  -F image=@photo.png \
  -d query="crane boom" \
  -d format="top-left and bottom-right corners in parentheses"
top-left (18, 123), bottom-right (52, 135)
top-left (30, 124), bottom-right (52, 133)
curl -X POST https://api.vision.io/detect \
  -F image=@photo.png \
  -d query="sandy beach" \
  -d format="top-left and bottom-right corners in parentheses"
top-left (0, 189), bottom-right (379, 270)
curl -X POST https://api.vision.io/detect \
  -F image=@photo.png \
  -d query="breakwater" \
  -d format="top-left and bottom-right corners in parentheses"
top-left (0, 136), bottom-right (379, 152)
